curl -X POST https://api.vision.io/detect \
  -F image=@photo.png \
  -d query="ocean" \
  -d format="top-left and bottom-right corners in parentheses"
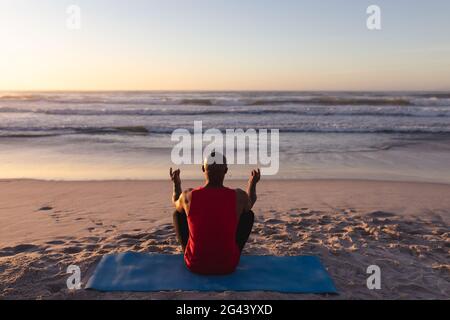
top-left (1, 91), bottom-right (450, 182)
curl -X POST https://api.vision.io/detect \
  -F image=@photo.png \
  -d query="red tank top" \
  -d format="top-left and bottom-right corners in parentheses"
top-left (184, 186), bottom-right (240, 275)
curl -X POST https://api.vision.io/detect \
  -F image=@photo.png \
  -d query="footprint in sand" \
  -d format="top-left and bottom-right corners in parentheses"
top-left (50, 215), bottom-right (61, 223)
top-left (119, 233), bottom-right (147, 240)
top-left (263, 218), bottom-right (284, 224)
top-left (368, 211), bottom-right (397, 218)
top-left (62, 246), bottom-right (83, 254)
top-left (45, 240), bottom-right (66, 245)
top-left (341, 208), bottom-right (356, 214)
top-left (84, 236), bottom-right (100, 242)
top-left (101, 243), bottom-right (116, 250)
top-left (84, 244), bottom-right (99, 252)
top-left (0, 244), bottom-right (40, 257)
top-left (38, 206), bottom-right (53, 211)
top-left (160, 224), bottom-right (174, 230)
top-left (152, 229), bottom-right (173, 237)
top-left (299, 211), bottom-right (313, 217)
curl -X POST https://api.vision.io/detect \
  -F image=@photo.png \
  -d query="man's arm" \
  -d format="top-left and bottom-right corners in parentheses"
top-left (170, 168), bottom-right (184, 212)
top-left (247, 169), bottom-right (261, 209)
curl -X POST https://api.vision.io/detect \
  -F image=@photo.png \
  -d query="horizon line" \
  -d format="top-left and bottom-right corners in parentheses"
top-left (1, 89), bottom-right (450, 93)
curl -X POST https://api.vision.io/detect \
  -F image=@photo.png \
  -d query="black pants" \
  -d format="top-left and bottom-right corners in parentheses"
top-left (173, 210), bottom-right (255, 253)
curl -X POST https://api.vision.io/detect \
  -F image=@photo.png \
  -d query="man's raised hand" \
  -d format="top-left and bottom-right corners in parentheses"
top-left (249, 168), bottom-right (261, 186)
top-left (170, 167), bottom-right (181, 185)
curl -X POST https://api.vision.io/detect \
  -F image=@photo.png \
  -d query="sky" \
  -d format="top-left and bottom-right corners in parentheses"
top-left (1, 0), bottom-right (450, 91)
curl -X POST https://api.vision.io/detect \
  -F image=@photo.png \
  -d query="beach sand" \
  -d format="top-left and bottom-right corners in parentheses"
top-left (0, 179), bottom-right (449, 300)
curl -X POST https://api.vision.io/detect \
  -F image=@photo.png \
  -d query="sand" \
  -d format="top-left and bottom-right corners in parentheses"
top-left (0, 179), bottom-right (449, 300)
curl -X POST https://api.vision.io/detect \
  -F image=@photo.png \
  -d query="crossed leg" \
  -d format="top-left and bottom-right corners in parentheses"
top-left (173, 210), bottom-right (255, 253)
top-left (172, 210), bottom-right (189, 253)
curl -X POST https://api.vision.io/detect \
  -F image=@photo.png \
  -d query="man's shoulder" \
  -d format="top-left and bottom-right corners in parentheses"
top-left (235, 188), bottom-right (249, 199)
top-left (181, 188), bottom-right (194, 201)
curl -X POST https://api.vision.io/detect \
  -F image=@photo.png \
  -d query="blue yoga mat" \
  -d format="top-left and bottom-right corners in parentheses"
top-left (86, 252), bottom-right (337, 294)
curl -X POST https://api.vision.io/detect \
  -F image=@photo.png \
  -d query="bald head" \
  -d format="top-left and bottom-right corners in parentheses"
top-left (203, 151), bottom-right (227, 166)
top-left (202, 151), bottom-right (228, 185)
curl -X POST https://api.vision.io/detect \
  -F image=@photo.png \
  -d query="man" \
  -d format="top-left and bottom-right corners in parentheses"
top-left (170, 151), bottom-right (260, 275)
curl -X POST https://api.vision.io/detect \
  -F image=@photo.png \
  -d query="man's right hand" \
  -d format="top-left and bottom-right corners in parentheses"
top-left (248, 169), bottom-right (261, 186)
top-left (247, 169), bottom-right (260, 209)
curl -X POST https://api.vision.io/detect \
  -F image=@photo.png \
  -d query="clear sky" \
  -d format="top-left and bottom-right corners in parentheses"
top-left (1, 0), bottom-right (450, 91)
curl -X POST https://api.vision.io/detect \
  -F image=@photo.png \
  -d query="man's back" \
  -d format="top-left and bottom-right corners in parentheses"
top-left (184, 186), bottom-right (240, 275)
top-left (170, 153), bottom-right (260, 275)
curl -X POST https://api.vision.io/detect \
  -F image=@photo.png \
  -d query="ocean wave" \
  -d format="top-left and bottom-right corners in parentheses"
top-left (249, 97), bottom-right (413, 106)
top-left (413, 93), bottom-right (450, 99)
top-left (0, 94), bottom-right (234, 106)
top-left (0, 93), bottom-right (434, 106)
top-left (179, 99), bottom-right (215, 106)
top-left (0, 93), bottom-right (172, 105)
top-left (1, 125), bottom-right (450, 137)
top-left (0, 94), bottom-right (42, 101)
top-left (1, 106), bottom-right (449, 118)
